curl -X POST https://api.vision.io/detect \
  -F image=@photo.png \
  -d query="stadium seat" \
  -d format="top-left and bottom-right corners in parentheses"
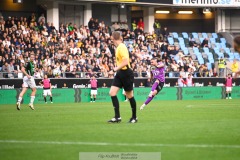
top-left (207, 33), bottom-right (213, 38)
top-left (221, 43), bottom-right (227, 49)
top-left (182, 32), bottom-right (188, 39)
top-left (168, 37), bottom-right (174, 45)
top-left (210, 38), bottom-right (216, 44)
top-left (182, 48), bottom-right (189, 55)
top-left (215, 43), bottom-right (221, 49)
top-left (198, 33), bottom-right (203, 38)
top-left (220, 38), bottom-right (226, 43)
top-left (172, 32), bottom-right (178, 38)
top-left (202, 53), bottom-right (208, 59)
top-left (207, 63), bottom-right (212, 70)
top-left (202, 32), bottom-right (208, 39)
top-left (234, 53), bottom-right (240, 60)
top-left (212, 33), bottom-right (218, 38)
top-left (192, 32), bottom-right (198, 39)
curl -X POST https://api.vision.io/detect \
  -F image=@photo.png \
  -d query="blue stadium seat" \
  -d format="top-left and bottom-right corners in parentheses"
top-left (224, 48), bottom-right (231, 54)
top-left (202, 32), bottom-right (208, 39)
top-left (221, 43), bottom-right (227, 49)
top-left (182, 48), bottom-right (189, 55)
top-left (199, 38), bottom-right (204, 43)
top-left (207, 63), bottom-right (212, 70)
top-left (210, 38), bottom-right (216, 44)
top-left (228, 52), bottom-right (234, 59)
top-left (234, 52), bottom-right (240, 60)
top-left (168, 37), bottom-right (174, 45)
top-left (212, 33), bottom-right (218, 38)
top-left (172, 32), bottom-right (178, 38)
top-left (215, 43), bottom-right (221, 49)
top-left (182, 32), bottom-right (188, 39)
top-left (208, 58), bottom-right (214, 63)
top-left (203, 47), bottom-right (210, 53)
top-left (180, 44), bottom-right (186, 50)
top-left (192, 32), bottom-right (198, 39)
top-left (220, 38), bottom-right (226, 43)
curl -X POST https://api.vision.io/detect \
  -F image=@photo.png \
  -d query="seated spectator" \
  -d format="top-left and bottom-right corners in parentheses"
top-left (201, 38), bottom-right (209, 48)
top-left (139, 82), bottom-right (145, 87)
top-left (145, 78), bottom-right (151, 87)
top-left (162, 27), bottom-right (169, 40)
top-left (189, 37), bottom-right (199, 47)
top-left (212, 68), bottom-right (218, 77)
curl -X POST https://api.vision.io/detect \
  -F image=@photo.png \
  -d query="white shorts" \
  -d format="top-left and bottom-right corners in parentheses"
top-left (226, 87), bottom-right (232, 92)
top-left (43, 89), bottom-right (52, 96)
top-left (22, 76), bottom-right (36, 88)
top-left (91, 90), bottom-right (97, 95)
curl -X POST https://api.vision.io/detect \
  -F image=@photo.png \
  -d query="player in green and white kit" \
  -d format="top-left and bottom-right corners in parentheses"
top-left (16, 54), bottom-right (37, 110)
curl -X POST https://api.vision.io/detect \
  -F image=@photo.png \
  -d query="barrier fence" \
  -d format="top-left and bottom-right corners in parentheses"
top-left (1, 87), bottom-right (240, 104)
top-left (0, 78), bottom-right (239, 89)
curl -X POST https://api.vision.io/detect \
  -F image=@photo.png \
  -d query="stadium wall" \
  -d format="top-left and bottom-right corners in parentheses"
top-left (0, 78), bottom-right (239, 89)
top-left (0, 87), bottom-right (240, 104)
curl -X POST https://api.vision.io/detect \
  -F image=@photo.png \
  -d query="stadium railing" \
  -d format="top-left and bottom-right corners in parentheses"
top-left (0, 71), bottom-right (231, 79)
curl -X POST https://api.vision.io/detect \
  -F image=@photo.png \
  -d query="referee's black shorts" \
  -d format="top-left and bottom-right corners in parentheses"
top-left (112, 68), bottom-right (134, 92)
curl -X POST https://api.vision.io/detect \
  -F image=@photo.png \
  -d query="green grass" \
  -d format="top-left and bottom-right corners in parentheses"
top-left (0, 100), bottom-right (240, 160)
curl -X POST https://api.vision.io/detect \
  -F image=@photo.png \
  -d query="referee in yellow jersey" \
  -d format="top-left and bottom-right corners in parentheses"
top-left (108, 31), bottom-right (137, 123)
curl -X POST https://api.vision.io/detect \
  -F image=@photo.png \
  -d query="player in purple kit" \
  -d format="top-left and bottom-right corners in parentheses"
top-left (140, 58), bottom-right (165, 110)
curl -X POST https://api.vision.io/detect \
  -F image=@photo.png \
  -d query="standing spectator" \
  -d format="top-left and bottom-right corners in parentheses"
top-left (233, 36), bottom-right (240, 78)
top-left (234, 35), bottom-right (240, 53)
top-left (8, 59), bottom-right (17, 78)
top-left (38, 13), bottom-right (46, 24)
top-left (231, 59), bottom-right (239, 77)
top-left (90, 76), bottom-right (98, 102)
top-left (185, 74), bottom-right (194, 87)
top-left (2, 62), bottom-right (8, 78)
top-left (153, 20), bottom-right (161, 40)
top-left (177, 75), bottom-right (185, 87)
top-left (0, 56), bottom-right (3, 71)
top-left (137, 18), bottom-right (144, 30)
top-left (212, 68), bottom-right (218, 77)
top-left (218, 57), bottom-right (226, 77)
top-left (88, 18), bottom-right (94, 32)
top-left (225, 74), bottom-right (233, 99)
top-left (162, 27), bottom-right (169, 40)
top-left (131, 20), bottom-right (137, 31)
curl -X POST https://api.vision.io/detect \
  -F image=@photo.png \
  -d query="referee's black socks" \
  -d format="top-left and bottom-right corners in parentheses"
top-left (111, 96), bottom-right (120, 118)
top-left (129, 97), bottom-right (137, 119)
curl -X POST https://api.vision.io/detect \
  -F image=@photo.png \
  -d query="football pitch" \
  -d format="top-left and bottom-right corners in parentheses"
top-left (0, 100), bottom-right (239, 160)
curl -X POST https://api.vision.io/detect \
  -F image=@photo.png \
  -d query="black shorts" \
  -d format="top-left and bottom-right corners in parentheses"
top-left (112, 68), bottom-right (134, 92)
top-left (152, 79), bottom-right (164, 94)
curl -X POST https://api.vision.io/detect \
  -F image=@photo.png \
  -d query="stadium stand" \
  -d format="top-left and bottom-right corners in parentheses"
top-left (0, 14), bottom-right (237, 79)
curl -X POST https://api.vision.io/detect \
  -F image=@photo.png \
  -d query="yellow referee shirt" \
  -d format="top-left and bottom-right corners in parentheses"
top-left (116, 43), bottom-right (131, 70)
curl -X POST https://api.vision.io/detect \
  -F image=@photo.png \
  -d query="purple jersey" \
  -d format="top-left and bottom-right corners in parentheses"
top-left (151, 62), bottom-right (165, 82)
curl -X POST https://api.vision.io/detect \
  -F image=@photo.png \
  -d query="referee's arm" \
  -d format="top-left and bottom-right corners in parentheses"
top-left (113, 58), bottom-right (129, 72)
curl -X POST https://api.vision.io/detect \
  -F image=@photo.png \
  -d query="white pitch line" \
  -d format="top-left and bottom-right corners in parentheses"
top-left (0, 140), bottom-right (240, 149)
top-left (186, 104), bottom-right (239, 108)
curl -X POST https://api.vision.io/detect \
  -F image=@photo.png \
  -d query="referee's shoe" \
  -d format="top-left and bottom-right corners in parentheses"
top-left (108, 117), bottom-right (121, 123)
top-left (128, 117), bottom-right (138, 123)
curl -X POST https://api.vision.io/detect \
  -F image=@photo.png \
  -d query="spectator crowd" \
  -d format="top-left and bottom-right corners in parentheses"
top-left (0, 13), bottom-right (222, 80)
